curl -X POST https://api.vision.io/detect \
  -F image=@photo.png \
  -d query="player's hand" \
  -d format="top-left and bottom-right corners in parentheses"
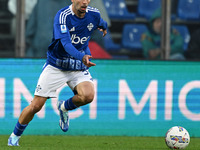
top-left (98, 28), bottom-right (107, 37)
top-left (82, 55), bottom-right (96, 67)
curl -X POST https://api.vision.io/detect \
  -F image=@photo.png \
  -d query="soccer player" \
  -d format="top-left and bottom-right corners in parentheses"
top-left (8, 0), bottom-right (107, 146)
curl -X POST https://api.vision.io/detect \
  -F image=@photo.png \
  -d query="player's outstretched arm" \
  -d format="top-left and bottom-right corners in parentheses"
top-left (82, 55), bottom-right (96, 67)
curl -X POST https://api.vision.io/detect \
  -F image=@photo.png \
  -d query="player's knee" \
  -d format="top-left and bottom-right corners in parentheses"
top-left (81, 92), bottom-right (94, 104)
top-left (29, 104), bottom-right (43, 114)
top-left (85, 94), bottom-right (94, 104)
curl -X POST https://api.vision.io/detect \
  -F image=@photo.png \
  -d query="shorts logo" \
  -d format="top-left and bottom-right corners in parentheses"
top-left (87, 23), bottom-right (94, 31)
top-left (36, 85), bottom-right (42, 92)
top-left (83, 70), bottom-right (89, 75)
top-left (61, 25), bottom-right (67, 33)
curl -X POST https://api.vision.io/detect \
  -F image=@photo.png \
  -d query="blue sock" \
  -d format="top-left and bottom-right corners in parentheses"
top-left (64, 98), bottom-right (78, 110)
top-left (13, 121), bottom-right (28, 136)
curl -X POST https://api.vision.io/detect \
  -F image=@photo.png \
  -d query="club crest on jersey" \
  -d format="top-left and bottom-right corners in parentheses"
top-left (87, 23), bottom-right (94, 31)
top-left (61, 25), bottom-right (67, 33)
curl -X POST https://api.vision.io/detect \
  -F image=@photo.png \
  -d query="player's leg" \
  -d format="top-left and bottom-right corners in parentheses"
top-left (57, 81), bottom-right (94, 132)
top-left (59, 81), bottom-right (94, 112)
top-left (8, 64), bottom-right (68, 145)
top-left (72, 81), bottom-right (95, 106)
top-left (18, 96), bottom-right (47, 124)
top-left (57, 70), bottom-right (94, 132)
top-left (8, 96), bottom-right (47, 146)
top-left (66, 70), bottom-right (95, 108)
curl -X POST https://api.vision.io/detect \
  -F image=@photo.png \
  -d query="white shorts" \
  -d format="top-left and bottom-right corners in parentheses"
top-left (34, 64), bottom-right (93, 98)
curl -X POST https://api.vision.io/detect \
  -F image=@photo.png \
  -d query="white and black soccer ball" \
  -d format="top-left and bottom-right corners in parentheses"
top-left (165, 126), bottom-right (190, 149)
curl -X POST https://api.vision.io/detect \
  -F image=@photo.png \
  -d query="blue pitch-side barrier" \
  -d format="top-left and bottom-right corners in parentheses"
top-left (0, 59), bottom-right (200, 137)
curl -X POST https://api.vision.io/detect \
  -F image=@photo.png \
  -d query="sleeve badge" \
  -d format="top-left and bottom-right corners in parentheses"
top-left (61, 25), bottom-right (67, 33)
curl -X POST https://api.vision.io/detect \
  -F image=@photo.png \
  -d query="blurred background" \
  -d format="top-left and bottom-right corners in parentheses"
top-left (0, 0), bottom-right (200, 60)
top-left (1, 0), bottom-right (200, 140)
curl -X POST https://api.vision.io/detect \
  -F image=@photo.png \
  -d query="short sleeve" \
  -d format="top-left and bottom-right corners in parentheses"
top-left (53, 11), bottom-right (71, 43)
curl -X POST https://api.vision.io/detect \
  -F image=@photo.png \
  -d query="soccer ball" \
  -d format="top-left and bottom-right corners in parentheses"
top-left (165, 126), bottom-right (190, 149)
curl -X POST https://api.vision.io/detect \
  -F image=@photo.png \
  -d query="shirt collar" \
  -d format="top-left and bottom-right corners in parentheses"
top-left (69, 5), bottom-right (75, 15)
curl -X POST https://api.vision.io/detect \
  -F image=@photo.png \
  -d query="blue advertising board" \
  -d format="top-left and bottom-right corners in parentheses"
top-left (0, 59), bottom-right (200, 137)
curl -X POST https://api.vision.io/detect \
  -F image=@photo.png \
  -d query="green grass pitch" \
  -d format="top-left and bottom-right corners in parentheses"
top-left (1, 135), bottom-right (200, 150)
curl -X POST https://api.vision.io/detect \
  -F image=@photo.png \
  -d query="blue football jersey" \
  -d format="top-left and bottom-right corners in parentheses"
top-left (46, 4), bottom-right (107, 71)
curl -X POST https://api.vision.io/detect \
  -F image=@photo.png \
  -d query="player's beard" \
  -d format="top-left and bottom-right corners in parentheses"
top-left (78, 9), bottom-right (86, 14)
top-left (79, 6), bottom-right (87, 13)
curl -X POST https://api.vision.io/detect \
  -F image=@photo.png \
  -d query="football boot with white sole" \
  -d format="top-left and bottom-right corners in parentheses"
top-left (57, 100), bottom-right (69, 132)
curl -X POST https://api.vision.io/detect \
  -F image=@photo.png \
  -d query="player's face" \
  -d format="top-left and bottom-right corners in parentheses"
top-left (72, 0), bottom-right (90, 15)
